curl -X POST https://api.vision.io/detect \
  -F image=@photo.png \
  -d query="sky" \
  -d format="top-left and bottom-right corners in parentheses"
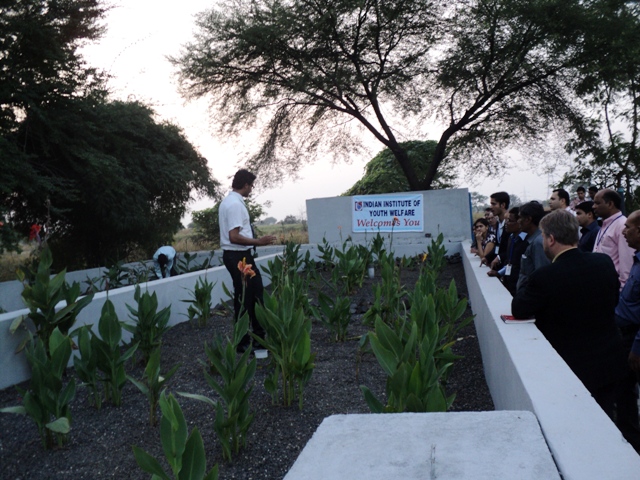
top-left (80, 0), bottom-right (559, 223)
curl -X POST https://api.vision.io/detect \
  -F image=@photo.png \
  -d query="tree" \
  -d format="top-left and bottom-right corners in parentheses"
top-left (6, 97), bottom-right (219, 268)
top-left (174, 0), bottom-right (588, 191)
top-left (0, 0), bottom-right (107, 252)
top-left (557, 1), bottom-right (640, 210)
top-left (343, 141), bottom-right (456, 195)
top-left (192, 198), bottom-right (265, 246)
top-left (470, 192), bottom-right (489, 212)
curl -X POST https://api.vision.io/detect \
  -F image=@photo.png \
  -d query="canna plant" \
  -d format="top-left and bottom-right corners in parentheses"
top-left (310, 289), bottom-right (351, 342)
top-left (1, 328), bottom-right (76, 449)
top-left (182, 314), bottom-right (256, 462)
top-left (360, 317), bottom-right (455, 413)
top-left (13, 246), bottom-right (94, 354)
top-left (73, 325), bottom-right (102, 408)
top-left (92, 300), bottom-right (138, 406)
top-left (124, 286), bottom-right (172, 364)
top-left (133, 392), bottom-right (219, 480)
top-left (128, 348), bottom-right (180, 426)
top-left (254, 282), bottom-right (315, 409)
top-left (182, 277), bottom-right (215, 327)
top-left (362, 250), bottom-right (406, 327)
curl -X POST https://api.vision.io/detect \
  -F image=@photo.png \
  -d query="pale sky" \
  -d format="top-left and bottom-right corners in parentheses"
top-left (81, 0), bottom-right (559, 222)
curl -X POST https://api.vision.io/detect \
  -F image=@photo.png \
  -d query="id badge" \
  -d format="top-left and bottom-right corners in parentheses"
top-left (495, 246), bottom-right (499, 254)
top-left (505, 264), bottom-right (512, 276)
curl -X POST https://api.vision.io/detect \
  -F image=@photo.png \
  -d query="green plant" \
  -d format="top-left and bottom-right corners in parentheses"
top-left (360, 317), bottom-right (455, 413)
top-left (124, 286), bottom-right (172, 364)
top-left (182, 314), bottom-right (256, 462)
top-left (102, 260), bottom-right (131, 290)
top-left (128, 348), bottom-right (180, 426)
top-left (311, 290), bottom-right (351, 342)
top-left (133, 392), bottom-right (219, 480)
top-left (182, 277), bottom-right (215, 327)
top-left (261, 242), bottom-right (313, 314)
top-left (254, 284), bottom-right (315, 409)
top-left (1, 328), bottom-right (75, 449)
top-left (176, 251), bottom-right (214, 274)
top-left (73, 325), bottom-right (102, 409)
top-left (13, 246), bottom-right (94, 354)
top-left (332, 238), bottom-right (368, 294)
top-left (93, 300), bottom-right (138, 406)
top-left (426, 232), bottom-right (447, 275)
top-left (362, 250), bottom-right (406, 326)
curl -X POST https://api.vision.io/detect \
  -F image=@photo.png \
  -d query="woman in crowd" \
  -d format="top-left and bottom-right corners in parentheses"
top-left (472, 218), bottom-right (497, 263)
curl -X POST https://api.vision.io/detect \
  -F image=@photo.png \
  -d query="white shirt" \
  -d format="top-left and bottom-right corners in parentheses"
top-left (218, 191), bottom-right (252, 251)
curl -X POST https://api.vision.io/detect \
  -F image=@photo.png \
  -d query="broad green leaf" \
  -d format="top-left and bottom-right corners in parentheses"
top-left (179, 428), bottom-right (206, 480)
top-left (132, 446), bottom-right (172, 480)
top-left (46, 417), bottom-right (70, 434)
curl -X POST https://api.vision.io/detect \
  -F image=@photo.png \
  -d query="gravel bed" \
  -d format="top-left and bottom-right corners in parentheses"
top-left (0, 261), bottom-right (494, 479)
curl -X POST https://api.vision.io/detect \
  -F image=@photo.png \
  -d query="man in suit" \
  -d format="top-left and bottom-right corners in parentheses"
top-left (512, 210), bottom-right (626, 418)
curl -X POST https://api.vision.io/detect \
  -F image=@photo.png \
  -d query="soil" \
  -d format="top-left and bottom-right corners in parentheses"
top-left (0, 260), bottom-right (494, 480)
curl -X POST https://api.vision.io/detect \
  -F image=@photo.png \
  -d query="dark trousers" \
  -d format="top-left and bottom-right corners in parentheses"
top-left (615, 324), bottom-right (640, 452)
top-left (222, 249), bottom-right (265, 347)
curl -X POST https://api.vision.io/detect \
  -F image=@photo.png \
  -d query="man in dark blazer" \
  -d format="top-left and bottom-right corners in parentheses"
top-left (512, 210), bottom-right (627, 418)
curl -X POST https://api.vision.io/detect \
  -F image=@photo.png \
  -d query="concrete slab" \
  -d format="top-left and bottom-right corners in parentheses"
top-left (284, 411), bottom-right (559, 480)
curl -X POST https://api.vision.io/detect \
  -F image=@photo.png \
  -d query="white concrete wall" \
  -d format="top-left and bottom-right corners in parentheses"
top-left (306, 188), bottom-right (471, 251)
top-left (0, 250), bottom-right (225, 313)
top-left (462, 240), bottom-right (640, 479)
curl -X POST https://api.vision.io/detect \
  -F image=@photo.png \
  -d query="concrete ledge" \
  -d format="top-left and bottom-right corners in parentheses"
top-left (284, 411), bottom-right (560, 480)
top-left (462, 240), bottom-right (640, 479)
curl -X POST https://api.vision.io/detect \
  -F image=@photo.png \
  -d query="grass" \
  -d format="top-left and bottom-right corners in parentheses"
top-left (0, 244), bottom-right (35, 282)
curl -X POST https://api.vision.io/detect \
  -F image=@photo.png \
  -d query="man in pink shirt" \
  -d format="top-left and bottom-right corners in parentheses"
top-left (593, 189), bottom-right (635, 288)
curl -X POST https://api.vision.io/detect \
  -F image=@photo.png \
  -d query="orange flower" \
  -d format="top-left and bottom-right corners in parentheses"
top-left (29, 224), bottom-right (41, 241)
top-left (237, 257), bottom-right (256, 279)
top-left (392, 216), bottom-right (400, 226)
top-left (420, 253), bottom-right (428, 263)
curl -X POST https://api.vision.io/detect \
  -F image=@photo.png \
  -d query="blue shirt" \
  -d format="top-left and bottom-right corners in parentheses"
top-left (578, 221), bottom-right (600, 253)
top-left (615, 252), bottom-right (640, 355)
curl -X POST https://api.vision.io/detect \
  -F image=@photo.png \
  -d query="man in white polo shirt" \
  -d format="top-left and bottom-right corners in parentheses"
top-left (219, 169), bottom-right (276, 352)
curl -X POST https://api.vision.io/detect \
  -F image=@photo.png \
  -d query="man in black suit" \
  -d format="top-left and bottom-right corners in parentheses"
top-left (512, 210), bottom-right (626, 418)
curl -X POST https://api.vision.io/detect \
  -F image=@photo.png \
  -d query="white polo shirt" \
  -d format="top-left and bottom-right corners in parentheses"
top-left (219, 191), bottom-right (252, 251)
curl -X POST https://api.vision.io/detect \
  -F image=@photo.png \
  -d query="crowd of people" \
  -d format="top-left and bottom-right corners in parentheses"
top-left (472, 188), bottom-right (640, 453)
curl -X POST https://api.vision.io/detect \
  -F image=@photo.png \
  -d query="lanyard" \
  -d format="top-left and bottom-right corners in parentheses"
top-left (595, 213), bottom-right (623, 249)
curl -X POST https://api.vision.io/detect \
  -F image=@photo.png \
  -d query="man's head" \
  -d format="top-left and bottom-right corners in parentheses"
top-left (593, 189), bottom-right (622, 219)
top-left (623, 210), bottom-right (640, 251)
top-left (588, 186), bottom-right (598, 200)
top-left (518, 201), bottom-right (545, 234)
top-left (489, 192), bottom-right (510, 219)
top-left (484, 207), bottom-right (493, 220)
top-left (232, 169), bottom-right (256, 197)
top-left (549, 188), bottom-right (570, 211)
top-left (576, 186), bottom-right (586, 201)
top-left (575, 201), bottom-right (596, 228)
top-left (539, 210), bottom-right (579, 259)
top-left (506, 207), bottom-right (521, 234)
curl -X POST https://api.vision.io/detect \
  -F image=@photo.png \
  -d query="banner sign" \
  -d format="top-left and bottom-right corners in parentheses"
top-left (352, 194), bottom-right (424, 233)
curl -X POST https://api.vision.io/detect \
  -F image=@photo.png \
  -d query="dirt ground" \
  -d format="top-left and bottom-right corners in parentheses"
top-left (0, 261), bottom-right (493, 479)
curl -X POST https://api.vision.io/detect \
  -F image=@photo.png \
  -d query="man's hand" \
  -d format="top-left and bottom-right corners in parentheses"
top-left (487, 270), bottom-right (499, 277)
top-left (629, 351), bottom-right (640, 373)
top-left (490, 256), bottom-right (501, 270)
top-left (257, 235), bottom-right (277, 246)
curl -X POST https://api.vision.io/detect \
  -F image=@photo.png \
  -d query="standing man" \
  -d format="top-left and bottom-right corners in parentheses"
top-left (219, 169), bottom-right (276, 352)
top-left (593, 189), bottom-right (634, 288)
top-left (489, 191), bottom-right (510, 264)
top-left (575, 201), bottom-right (600, 253)
top-left (515, 201), bottom-right (550, 292)
top-left (588, 185), bottom-right (599, 201)
top-left (569, 186), bottom-right (587, 211)
top-left (549, 188), bottom-right (573, 214)
top-left (613, 210), bottom-right (640, 452)
top-left (512, 210), bottom-right (626, 418)
top-left (488, 207), bottom-right (527, 296)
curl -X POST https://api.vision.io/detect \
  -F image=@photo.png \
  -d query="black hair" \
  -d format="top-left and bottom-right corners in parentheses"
top-left (508, 206), bottom-right (520, 216)
top-left (474, 218), bottom-right (490, 227)
top-left (601, 189), bottom-right (623, 210)
top-left (576, 186), bottom-right (585, 193)
top-left (519, 201), bottom-right (545, 226)
top-left (552, 188), bottom-right (570, 206)
top-left (232, 169), bottom-right (257, 190)
top-left (490, 191), bottom-right (510, 209)
top-left (575, 201), bottom-right (594, 216)
top-left (157, 253), bottom-right (168, 276)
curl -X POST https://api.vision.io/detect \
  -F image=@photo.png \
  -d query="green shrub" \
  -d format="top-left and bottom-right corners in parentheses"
top-left (124, 286), bottom-right (172, 364)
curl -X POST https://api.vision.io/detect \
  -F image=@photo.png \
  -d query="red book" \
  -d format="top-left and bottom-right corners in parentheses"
top-left (501, 314), bottom-right (535, 324)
